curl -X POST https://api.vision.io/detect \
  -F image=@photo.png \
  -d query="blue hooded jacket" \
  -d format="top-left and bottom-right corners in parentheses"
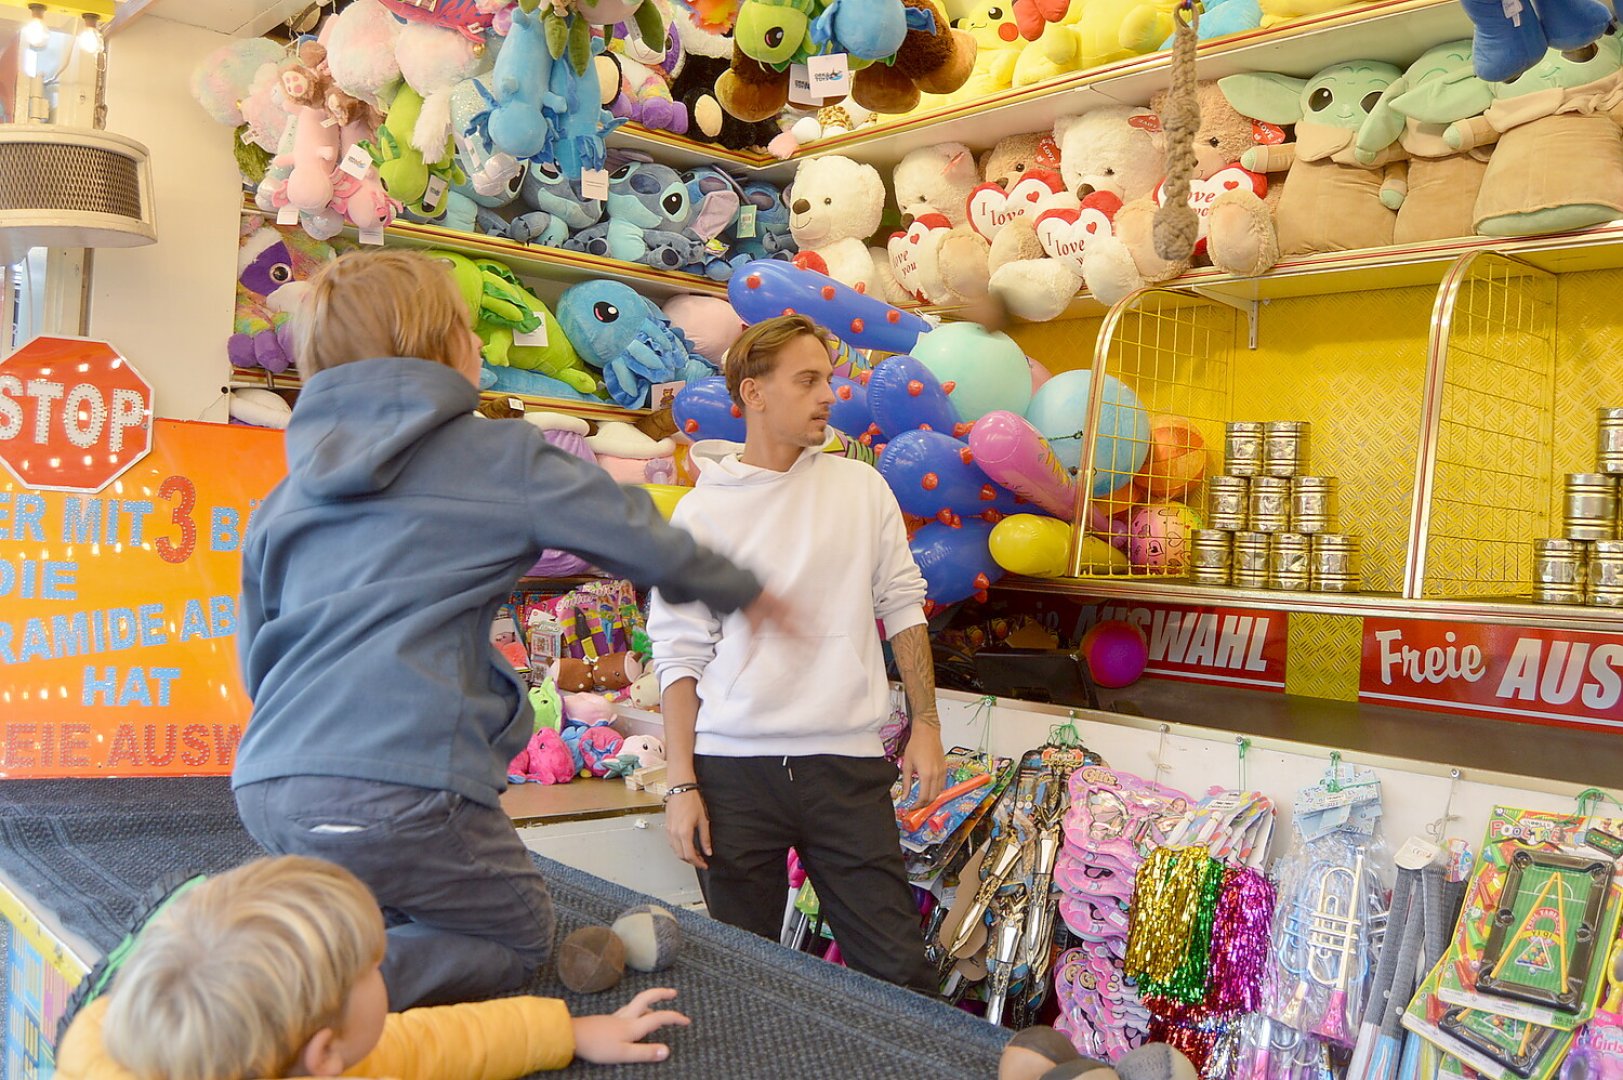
top-left (232, 358), bottom-right (760, 806)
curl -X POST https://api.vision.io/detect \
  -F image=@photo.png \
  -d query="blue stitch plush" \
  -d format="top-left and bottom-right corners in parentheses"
top-left (504, 161), bottom-right (604, 247)
top-left (727, 178), bottom-right (796, 272)
top-left (680, 166), bottom-right (745, 280)
top-left (477, 8), bottom-right (565, 162)
top-left (545, 28), bottom-right (626, 178)
top-left (564, 159), bottom-right (706, 270)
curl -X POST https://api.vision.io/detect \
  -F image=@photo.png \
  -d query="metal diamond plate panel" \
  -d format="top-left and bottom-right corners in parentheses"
top-left (1285, 611), bottom-right (1362, 701)
top-left (1552, 270), bottom-right (1623, 482)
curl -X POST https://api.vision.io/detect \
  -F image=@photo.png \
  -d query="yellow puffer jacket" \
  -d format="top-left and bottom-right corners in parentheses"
top-left (56, 994), bottom-right (576, 1080)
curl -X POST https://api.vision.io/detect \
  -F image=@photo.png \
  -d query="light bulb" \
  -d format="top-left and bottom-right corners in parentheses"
top-left (23, 5), bottom-right (49, 49)
top-left (77, 13), bottom-right (102, 53)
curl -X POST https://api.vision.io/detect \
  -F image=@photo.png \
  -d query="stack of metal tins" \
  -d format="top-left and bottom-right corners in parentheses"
top-left (1194, 421), bottom-right (1361, 592)
top-left (1534, 408), bottom-right (1623, 605)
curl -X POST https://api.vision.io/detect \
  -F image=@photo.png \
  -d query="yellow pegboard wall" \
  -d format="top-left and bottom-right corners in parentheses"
top-left (1285, 612), bottom-right (1363, 701)
top-left (1421, 255), bottom-right (1557, 599)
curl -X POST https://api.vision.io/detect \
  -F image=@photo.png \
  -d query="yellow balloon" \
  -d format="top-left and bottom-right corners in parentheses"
top-left (989, 515), bottom-right (1128, 577)
top-left (640, 484), bottom-right (691, 521)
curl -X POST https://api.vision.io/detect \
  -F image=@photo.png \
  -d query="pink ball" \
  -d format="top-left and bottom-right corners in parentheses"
top-left (1128, 502), bottom-right (1202, 571)
top-left (1080, 620), bottom-right (1148, 688)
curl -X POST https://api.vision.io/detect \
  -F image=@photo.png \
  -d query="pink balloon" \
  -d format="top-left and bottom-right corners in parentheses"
top-left (968, 411), bottom-right (1075, 519)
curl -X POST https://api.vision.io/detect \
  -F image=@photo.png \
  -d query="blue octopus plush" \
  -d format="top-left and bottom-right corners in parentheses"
top-left (556, 281), bottom-right (711, 408)
top-left (505, 161), bottom-right (603, 247)
top-left (564, 160), bottom-right (709, 270)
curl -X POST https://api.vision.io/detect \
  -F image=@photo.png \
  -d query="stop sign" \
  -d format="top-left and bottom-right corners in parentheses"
top-left (0, 336), bottom-right (154, 493)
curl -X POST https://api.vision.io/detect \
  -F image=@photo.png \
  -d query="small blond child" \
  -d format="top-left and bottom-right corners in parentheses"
top-left (56, 856), bottom-right (690, 1080)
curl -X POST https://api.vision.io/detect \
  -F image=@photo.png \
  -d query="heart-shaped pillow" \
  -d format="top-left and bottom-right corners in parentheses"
top-left (886, 213), bottom-right (952, 303)
top-left (966, 170), bottom-right (1070, 242)
top-left (1034, 193), bottom-right (1122, 275)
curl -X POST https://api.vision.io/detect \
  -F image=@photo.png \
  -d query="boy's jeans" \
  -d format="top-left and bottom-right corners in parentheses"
top-left (236, 776), bottom-right (555, 1009)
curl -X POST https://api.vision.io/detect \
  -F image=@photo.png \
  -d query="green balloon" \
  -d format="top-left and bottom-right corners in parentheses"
top-left (911, 322), bottom-right (1033, 425)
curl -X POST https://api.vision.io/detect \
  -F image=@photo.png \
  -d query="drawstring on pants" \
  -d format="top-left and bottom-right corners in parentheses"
top-left (783, 756), bottom-right (794, 781)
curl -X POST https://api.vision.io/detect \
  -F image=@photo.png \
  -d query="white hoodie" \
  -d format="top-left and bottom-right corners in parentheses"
top-left (648, 441), bottom-right (928, 758)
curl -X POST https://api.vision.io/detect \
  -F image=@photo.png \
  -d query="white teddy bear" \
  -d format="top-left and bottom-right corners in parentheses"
top-left (882, 142), bottom-right (992, 306)
top-left (988, 107), bottom-right (1166, 321)
top-left (786, 156), bottom-right (896, 299)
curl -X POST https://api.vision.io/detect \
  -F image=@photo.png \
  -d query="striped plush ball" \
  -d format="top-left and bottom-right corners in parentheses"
top-left (611, 904), bottom-right (682, 973)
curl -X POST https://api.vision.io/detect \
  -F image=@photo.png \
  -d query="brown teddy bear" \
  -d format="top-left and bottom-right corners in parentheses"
top-left (976, 132), bottom-right (1067, 278)
top-left (1112, 81), bottom-right (1286, 289)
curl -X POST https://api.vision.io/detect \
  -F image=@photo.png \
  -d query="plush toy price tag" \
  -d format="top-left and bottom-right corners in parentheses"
top-left (788, 63), bottom-right (819, 105)
top-left (276, 205), bottom-right (300, 226)
top-left (422, 174), bottom-right (449, 216)
top-left (737, 204), bottom-right (758, 238)
top-left (514, 315), bottom-right (549, 348)
top-left (455, 130), bottom-right (486, 171)
top-left (649, 380), bottom-right (685, 411)
top-left (358, 226), bottom-right (385, 246)
top-left (507, 397), bottom-right (525, 412)
top-left (339, 142), bottom-right (374, 180)
top-left (581, 168), bottom-right (610, 201)
top-left (807, 53), bottom-right (851, 99)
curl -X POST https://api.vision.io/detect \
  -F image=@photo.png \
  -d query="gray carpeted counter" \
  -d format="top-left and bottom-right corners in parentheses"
top-left (0, 778), bottom-right (1010, 1079)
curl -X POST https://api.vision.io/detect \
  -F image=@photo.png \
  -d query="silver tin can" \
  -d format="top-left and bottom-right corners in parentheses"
top-left (1268, 532), bottom-right (1310, 590)
top-left (1292, 476), bottom-right (1339, 535)
top-left (1207, 476), bottom-right (1249, 531)
top-left (1263, 421), bottom-right (1311, 478)
top-left (1190, 529), bottom-right (1232, 586)
top-left (1599, 407), bottom-right (1623, 476)
top-left (1563, 473), bottom-right (1619, 541)
top-left (1231, 532), bottom-right (1270, 588)
top-left (1310, 534), bottom-right (1362, 593)
top-left (1589, 540), bottom-right (1623, 607)
top-left (1225, 422), bottom-right (1264, 477)
top-left (1532, 538), bottom-right (1587, 605)
top-left (1249, 476), bottom-right (1292, 533)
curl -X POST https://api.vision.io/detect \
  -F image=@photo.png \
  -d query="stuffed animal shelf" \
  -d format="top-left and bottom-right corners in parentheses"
top-left (1385, 36), bottom-right (1623, 239)
top-left (1218, 61), bottom-right (1408, 259)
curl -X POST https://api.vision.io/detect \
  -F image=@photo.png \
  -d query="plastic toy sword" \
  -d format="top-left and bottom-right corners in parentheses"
top-left (985, 885), bottom-right (1031, 1027)
top-left (1020, 780), bottom-right (1067, 977)
top-left (948, 824), bottom-right (1026, 958)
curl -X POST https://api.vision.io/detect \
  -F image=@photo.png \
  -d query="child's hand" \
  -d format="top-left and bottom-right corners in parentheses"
top-left (572, 988), bottom-right (691, 1064)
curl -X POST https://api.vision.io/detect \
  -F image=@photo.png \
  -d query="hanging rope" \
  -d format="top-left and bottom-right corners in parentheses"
top-left (1152, 0), bottom-right (1202, 262)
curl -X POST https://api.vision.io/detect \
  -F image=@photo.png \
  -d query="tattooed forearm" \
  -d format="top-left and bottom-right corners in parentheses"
top-left (891, 623), bottom-right (940, 727)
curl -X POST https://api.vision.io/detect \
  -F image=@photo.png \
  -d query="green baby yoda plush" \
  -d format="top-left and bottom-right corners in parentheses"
top-left (1219, 61), bottom-right (1408, 257)
top-left (1383, 34), bottom-right (1623, 237)
top-left (1353, 40), bottom-right (1493, 244)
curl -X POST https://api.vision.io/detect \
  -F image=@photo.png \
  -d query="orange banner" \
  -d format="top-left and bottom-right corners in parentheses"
top-left (0, 419), bottom-right (287, 778)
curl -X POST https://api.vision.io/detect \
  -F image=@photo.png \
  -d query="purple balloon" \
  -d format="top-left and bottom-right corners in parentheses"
top-left (867, 355), bottom-right (963, 441)
top-left (728, 259), bottom-right (931, 355)
top-left (878, 429), bottom-right (1023, 523)
top-left (672, 376), bottom-right (746, 443)
top-left (908, 519), bottom-right (1003, 606)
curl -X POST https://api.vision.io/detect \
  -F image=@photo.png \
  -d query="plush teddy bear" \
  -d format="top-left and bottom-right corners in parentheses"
top-left (1352, 40), bottom-right (1492, 245)
top-left (883, 142), bottom-right (992, 305)
top-left (787, 156), bottom-right (895, 297)
top-left (1219, 61), bottom-right (1408, 258)
top-left (987, 107), bottom-right (1163, 319)
top-left (1108, 82), bottom-right (1285, 294)
top-left (1383, 36), bottom-right (1623, 238)
top-left (972, 131), bottom-right (1066, 274)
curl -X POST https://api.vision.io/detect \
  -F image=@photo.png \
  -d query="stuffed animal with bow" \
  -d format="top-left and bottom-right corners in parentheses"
top-left (1218, 61), bottom-right (1408, 259)
top-left (1377, 35), bottom-right (1623, 239)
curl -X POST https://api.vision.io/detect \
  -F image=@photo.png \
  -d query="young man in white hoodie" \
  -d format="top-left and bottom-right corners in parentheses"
top-left (648, 314), bottom-right (947, 993)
